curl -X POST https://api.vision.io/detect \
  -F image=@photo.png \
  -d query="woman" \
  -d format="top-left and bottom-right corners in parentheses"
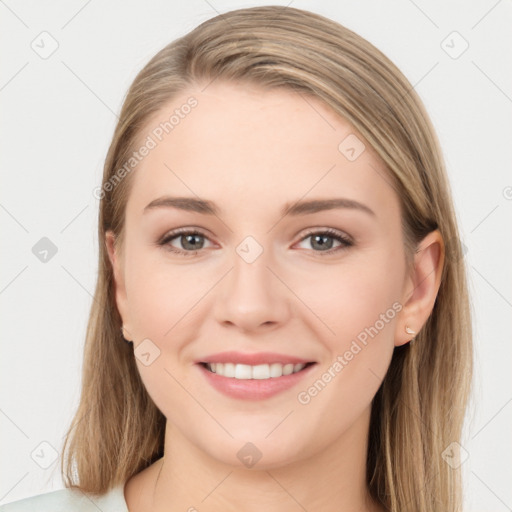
top-left (1, 5), bottom-right (472, 512)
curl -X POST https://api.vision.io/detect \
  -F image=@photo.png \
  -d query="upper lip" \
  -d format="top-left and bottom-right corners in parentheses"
top-left (197, 351), bottom-right (315, 366)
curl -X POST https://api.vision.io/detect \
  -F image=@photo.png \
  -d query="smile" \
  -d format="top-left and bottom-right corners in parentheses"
top-left (202, 362), bottom-right (314, 379)
top-left (196, 351), bottom-right (317, 399)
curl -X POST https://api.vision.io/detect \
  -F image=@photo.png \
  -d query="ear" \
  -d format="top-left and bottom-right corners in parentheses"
top-left (105, 230), bottom-right (132, 338)
top-left (395, 229), bottom-right (445, 347)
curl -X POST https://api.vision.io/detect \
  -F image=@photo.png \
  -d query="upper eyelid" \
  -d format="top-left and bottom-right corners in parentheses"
top-left (298, 227), bottom-right (352, 242)
top-left (160, 229), bottom-right (214, 248)
top-left (160, 227), bottom-right (211, 242)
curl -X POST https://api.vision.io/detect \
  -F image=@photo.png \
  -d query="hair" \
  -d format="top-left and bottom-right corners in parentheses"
top-left (61, 6), bottom-right (473, 511)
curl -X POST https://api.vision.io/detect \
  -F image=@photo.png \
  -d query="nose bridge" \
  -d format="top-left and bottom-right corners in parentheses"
top-left (213, 234), bottom-right (290, 330)
top-left (232, 239), bottom-right (272, 295)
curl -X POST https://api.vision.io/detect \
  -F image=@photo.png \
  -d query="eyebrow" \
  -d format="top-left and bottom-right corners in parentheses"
top-left (143, 196), bottom-right (376, 218)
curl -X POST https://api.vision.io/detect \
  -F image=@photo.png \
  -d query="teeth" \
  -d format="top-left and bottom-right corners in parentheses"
top-left (205, 362), bottom-right (307, 379)
top-left (223, 363), bottom-right (235, 377)
top-left (269, 363), bottom-right (283, 378)
top-left (283, 363), bottom-right (294, 376)
top-left (235, 364), bottom-right (252, 379)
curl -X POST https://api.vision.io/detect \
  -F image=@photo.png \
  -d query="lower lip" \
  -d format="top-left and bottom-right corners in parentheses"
top-left (197, 363), bottom-right (316, 400)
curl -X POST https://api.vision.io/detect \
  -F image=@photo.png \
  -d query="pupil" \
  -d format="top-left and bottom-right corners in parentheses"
top-left (312, 234), bottom-right (333, 251)
top-left (182, 234), bottom-right (203, 250)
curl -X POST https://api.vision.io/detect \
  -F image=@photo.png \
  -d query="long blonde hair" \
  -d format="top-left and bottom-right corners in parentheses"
top-left (61, 7), bottom-right (473, 511)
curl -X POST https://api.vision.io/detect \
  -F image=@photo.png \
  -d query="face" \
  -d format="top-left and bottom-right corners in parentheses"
top-left (108, 81), bottom-right (412, 469)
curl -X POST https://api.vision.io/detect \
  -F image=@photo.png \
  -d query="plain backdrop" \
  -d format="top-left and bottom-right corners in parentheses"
top-left (1, 1), bottom-right (511, 510)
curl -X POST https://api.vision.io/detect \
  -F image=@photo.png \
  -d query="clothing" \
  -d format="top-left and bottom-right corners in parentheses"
top-left (0, 483), bottom-right (128, 511)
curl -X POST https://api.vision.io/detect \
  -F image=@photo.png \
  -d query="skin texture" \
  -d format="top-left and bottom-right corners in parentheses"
top-left (106, 81), bottom-right (444, 512)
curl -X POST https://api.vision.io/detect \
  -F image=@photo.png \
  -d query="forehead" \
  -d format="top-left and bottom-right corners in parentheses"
top-left (126, 81), bottom-right (399, 223)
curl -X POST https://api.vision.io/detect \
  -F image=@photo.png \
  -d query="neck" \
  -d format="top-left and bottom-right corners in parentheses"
top-left (131, 405), bottom-right (382, 512)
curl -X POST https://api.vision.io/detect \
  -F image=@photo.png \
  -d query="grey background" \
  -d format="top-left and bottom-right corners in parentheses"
top-left (1, 1), bottom-right (511, 510)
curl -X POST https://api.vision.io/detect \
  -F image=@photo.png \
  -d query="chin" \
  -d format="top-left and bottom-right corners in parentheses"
top-left (195, 429), bottom-right (313, 471)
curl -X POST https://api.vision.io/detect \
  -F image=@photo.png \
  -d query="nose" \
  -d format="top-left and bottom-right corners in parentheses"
top-left (213, 245), bottom-right (292, 333)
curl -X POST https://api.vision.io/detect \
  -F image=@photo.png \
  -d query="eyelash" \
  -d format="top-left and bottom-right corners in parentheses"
top-left (158, 227), bottom-right (353, 257)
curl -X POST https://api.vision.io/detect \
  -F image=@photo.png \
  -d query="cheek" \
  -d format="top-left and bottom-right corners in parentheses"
top-left (291, 251), bottom-right (403, 407)
top-left (122, 249), bottom-right (207, 417)
top-left (123, 244), bottom-right (207, 339)
top-left (286, 251), bottom-right (404, 344)
top-left (290, 265), bottom-right (401, 448)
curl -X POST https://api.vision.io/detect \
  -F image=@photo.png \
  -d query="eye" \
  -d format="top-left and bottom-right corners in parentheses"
top-left (158, 228), bottom-right (213, 256)
top-left (295, 228), bottom-right (353, 254)
top-left (157, 227), bottom-right (353, 257)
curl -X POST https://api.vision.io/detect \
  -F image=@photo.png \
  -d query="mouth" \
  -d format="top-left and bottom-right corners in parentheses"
top-left (196, 353), bottom-right (318, 400)
top-left (199, 361), bottom-right (316, 379)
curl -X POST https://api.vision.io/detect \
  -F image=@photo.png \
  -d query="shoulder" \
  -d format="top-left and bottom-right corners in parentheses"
top-left (0, 484), bottom-right (128, 512)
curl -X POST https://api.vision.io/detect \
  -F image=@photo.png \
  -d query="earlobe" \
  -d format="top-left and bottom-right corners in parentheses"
top-left (395, 229), bottom-right (445, 347)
